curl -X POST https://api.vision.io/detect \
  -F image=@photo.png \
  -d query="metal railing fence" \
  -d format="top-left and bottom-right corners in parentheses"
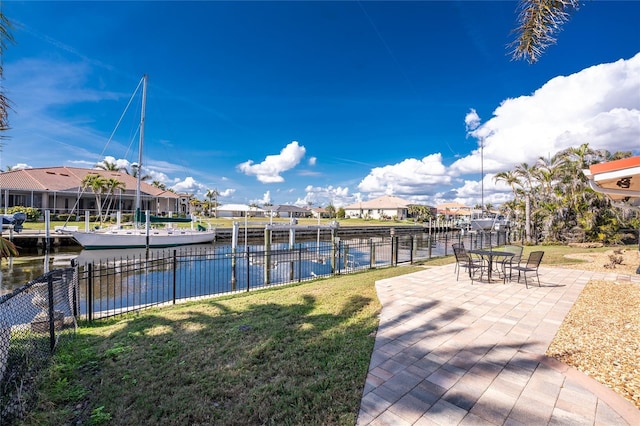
top-left (78, 230), bottom-right (507, 321)
top-left (0, 268), bottom-right (78, 423)
top-left (0, 227), bottom-right (507, 422)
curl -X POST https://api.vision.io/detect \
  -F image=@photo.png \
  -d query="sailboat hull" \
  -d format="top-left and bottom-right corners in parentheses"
top-left (70, 228), bottom-right (216, 250)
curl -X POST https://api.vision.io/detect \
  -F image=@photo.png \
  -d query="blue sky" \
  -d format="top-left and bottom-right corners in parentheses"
top-left (2, 1), bottom-right (639, 208)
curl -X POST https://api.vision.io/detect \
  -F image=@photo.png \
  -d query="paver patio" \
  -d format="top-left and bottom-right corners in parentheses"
top-left (357, 264), bottom-right (640, 425)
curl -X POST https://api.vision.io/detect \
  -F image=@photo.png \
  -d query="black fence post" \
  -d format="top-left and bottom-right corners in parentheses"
top-left (172, 250), bottom-right (177, 304)
top-left (337, 240), bottom-right (342, 275)
top-left (87, 263), bottom-right (93, 322)
top-left (297, 245), bottom-right (302, 282)
top-left (47, 274), bottom-right (56, 352)
top-left (444, 232), bottom-right (449, 256)
top-left (246, 247), bottom-right (251, 292)
top-left (72, 261), bottom-right (79, 318)
top-left (369, 239), bottom-right (375, 268)
top-left (410, 235), bottom-right (415, 264)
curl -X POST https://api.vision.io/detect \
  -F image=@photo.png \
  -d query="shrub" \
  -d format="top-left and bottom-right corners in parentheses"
top-left (6, 206), bottom-right (41, 221)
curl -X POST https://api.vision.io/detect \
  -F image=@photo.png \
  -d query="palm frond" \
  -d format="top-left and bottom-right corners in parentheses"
top-left (510, 0), bottom-right (581, 64)
top-left (0, 236), bottom-right (18, 258)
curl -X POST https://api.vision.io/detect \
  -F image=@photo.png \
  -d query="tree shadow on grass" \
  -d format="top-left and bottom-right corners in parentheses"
top-left (38, 290), bottom-right (381, 425)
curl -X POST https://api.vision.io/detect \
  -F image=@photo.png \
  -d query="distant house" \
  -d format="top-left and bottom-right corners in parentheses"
top-left (0, 166), bottom-right (182, 216)
top-left (343, 195), bottom-right (411, 220)
top-left (216, 204), bottom-right (265, 218)
top-left (436, 202), bottom-right (472, 221)
top-left (274, 205), bottom-right (311, 218)
top-left (310, 207), bottom-right (330, 219)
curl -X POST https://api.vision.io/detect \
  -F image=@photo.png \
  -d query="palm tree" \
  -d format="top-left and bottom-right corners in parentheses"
top-left (126, 163), bottom-right (151, 181)
top-left (102, 178), bottom-right (126, 220)
top-left (95, 158), bottom-right (124, 172)
top-left (513, 162), bottom-right (538, 244)
top-left (326, 203), bottom-right (336, 219)
top-left (205, 188), bottom-right (220, 217)
top-left (81, 174), bottom-right (108, 225)
top-left (511, 0), bottom-right (581, 63)
top-left (0, 11), bottom-right (17, 257)
top-left (151, 180), bottom-right (166, 190)
top-left (0, 11), bottom-right (13, 136)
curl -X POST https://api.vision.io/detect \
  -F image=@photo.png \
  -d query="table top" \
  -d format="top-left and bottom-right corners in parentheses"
top-left (468, 249), bottom-right (515, 257)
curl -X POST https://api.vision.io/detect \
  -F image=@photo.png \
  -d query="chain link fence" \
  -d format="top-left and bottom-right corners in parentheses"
top-left (0, 267), bottom-right (78, 424)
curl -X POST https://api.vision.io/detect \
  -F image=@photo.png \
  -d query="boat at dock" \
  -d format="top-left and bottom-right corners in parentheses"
top-left (67, 75), bottom-right (216, 250)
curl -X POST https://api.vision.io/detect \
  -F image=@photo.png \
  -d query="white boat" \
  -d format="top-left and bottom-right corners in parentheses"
top-left (71, 225), bottom-right (216, 250)
top-left (469, 215), bottom-right (511, 231)
top-left (70, 75), bottom-right (216, 250)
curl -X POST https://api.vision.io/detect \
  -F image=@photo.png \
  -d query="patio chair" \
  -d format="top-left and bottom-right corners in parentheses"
top-left (498, 245), bottom-right (524, 282)
top-left (512, 251), bottom-right (544, 288)
top-left (453, 246), bottom-right (485, 283)
top-left (452, 242), bottom-right (465, 250)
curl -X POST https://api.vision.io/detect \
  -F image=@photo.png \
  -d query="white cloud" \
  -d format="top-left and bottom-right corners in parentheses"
top-left (171, 176), bottom-right (206, 194)
top-left (357, 153), bottom-right (451, 197)
top-left (464, 109), bottom-right (481, 132)
top-left (95, 155), bottom-right (130, 171)
top-left (219, 188), bottom-right (236, 198)
top-left (298, 185), bottom-right (351, 207)
top-left (453, 53), bottom-right (640, 177)
top-left (252, 190), bottom-right (271, 205)
top-left (308, 156), bottom-right (317, 166)
top-left (9, 163), bottom-right (32, 170)
top-left (237, 141), bottom-right (306, 183)
top-left (147, 169), bottom-right (170, 184)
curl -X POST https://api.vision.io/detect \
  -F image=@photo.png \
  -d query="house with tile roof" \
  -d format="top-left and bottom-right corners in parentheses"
top-left (273, 204), bottom-right (311, 218)
top-left (343, 195), bottom-right (411, 220)
top-left (0, 166), bottom-right (185, 217)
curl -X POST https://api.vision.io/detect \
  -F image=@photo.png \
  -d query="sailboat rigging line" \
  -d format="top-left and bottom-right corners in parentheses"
top-left (98, 76), bottom-right (146, 160)
top-left (61, 76), bottom-right (146, 230)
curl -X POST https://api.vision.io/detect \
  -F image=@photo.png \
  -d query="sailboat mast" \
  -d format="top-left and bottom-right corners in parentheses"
top-left (135, 75), bottom-right (148, 216)
top-left (480, 137), bottom-right (484, 214)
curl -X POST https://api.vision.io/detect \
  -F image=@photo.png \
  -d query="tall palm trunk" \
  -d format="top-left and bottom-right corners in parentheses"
top-left (524, 194), bottom-right (532, 244)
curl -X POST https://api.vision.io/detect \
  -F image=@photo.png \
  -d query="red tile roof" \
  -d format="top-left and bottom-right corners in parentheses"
top-left (0, 166), bottom-right (178, 198)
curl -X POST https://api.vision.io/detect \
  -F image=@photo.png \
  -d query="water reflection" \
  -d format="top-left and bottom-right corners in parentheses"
top-left (0, 247), bottom-right (81, 295)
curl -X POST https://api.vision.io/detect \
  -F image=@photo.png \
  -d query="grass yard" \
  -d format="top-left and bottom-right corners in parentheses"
top-left (17, 244), bottom-right (640, 424)
top-left (23, 266), bottom-right (423, 425)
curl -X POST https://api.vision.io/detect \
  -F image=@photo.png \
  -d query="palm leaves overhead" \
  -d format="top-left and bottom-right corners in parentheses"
top-left (511, 0), bottom-right (580, 63)
top-left (0, 12), bottom-right (13, 136)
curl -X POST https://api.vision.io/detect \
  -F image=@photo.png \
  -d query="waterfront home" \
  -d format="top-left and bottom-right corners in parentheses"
top-left (0, 166), bottom-right (187, 217)
top-left (343, 195), bottom-right (411, 220)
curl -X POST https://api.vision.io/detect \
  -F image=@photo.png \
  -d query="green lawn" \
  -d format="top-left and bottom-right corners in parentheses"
top-left (23, 266), bottom-right (423, 425)
top-left (19, 244), bottom-right (636, 424)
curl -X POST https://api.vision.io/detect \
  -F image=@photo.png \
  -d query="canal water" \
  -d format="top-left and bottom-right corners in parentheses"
top-left (1, 230), bottom-right (491, 297)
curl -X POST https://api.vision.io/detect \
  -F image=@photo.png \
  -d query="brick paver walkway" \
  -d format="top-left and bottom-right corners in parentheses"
top-left (357, 264), bottom-right (640, 425)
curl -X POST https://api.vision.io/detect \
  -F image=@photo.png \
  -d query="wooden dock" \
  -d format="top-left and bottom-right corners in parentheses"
top-left (3, 224), bottom-right (457, 248)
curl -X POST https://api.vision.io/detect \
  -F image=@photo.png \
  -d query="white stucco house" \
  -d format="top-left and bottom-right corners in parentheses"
top-left (343, 195), bottom-right (411, 220)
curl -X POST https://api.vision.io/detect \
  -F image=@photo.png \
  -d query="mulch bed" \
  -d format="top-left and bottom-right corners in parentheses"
top-left (547, 278), bottom-right (640, 409)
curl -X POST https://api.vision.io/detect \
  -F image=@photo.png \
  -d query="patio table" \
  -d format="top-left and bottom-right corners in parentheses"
top-left (468, 249), bottom-right (514, 282)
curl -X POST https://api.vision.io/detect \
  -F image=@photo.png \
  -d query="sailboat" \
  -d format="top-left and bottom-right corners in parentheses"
top-left (70, 75), bottom-right (217, 249)
top-left (469, 137), bottom-right (510, 232)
